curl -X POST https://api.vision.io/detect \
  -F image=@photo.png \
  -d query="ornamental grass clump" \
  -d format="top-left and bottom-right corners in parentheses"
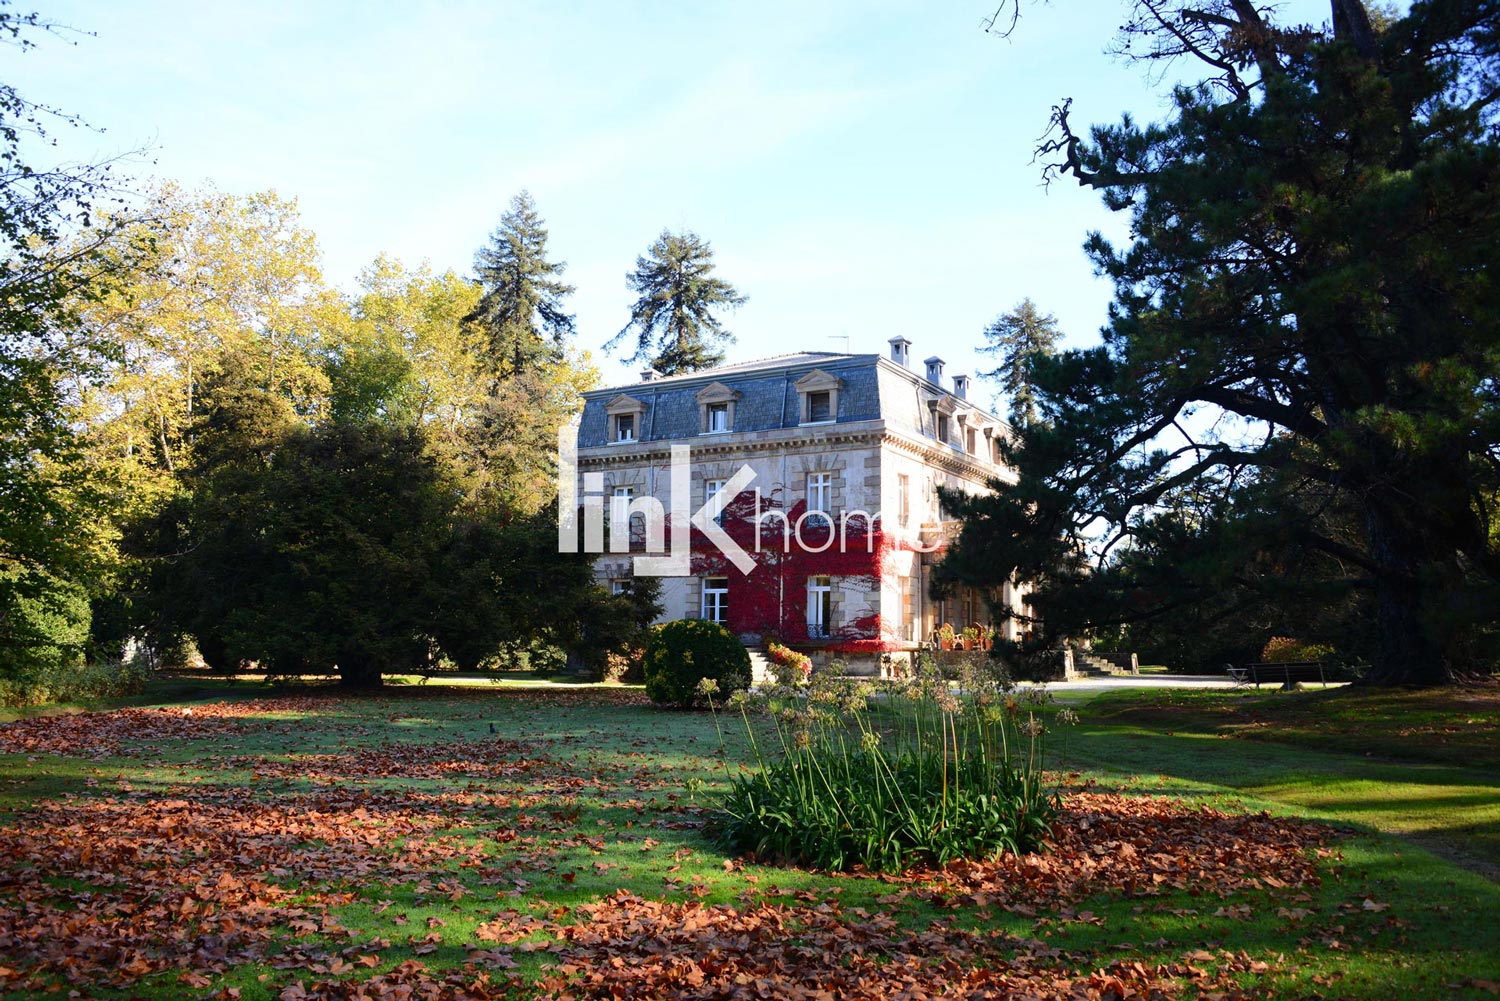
top-left (710, 658), bottom-right (1061, 873)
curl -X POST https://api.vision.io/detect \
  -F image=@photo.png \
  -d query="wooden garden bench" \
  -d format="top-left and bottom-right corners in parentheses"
top-left (1228, 661), bottom-right (1329, 689)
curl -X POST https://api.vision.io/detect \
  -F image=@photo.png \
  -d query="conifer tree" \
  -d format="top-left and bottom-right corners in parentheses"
top-left (467, 191), bottom-right (575, 379)
top-left (978, 298), bottom-right (1062, 428)
top-left (942, 1), bottom-right (1500, 686)
top-left (610, 229), bottom-right (746, 376)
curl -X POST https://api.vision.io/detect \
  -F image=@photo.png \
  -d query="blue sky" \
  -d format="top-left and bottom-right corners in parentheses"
top-left (14, 1), bottom-right (1334, 397)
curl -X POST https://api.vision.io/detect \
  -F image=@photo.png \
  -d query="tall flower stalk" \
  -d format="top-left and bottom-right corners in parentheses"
top-left (711, 657), bottom-right (1064, 873)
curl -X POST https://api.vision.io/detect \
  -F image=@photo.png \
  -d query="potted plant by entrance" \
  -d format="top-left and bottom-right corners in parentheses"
top-left (961, 625), bottom-right (981, 651)
top-left (937, 623), bottom-right (956, 651)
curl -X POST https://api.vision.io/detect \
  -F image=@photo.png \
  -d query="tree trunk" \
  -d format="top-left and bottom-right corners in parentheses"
top-left (338, 661), bottom-right (384, 689)
top-left (1364, 504), bottom-right (1452, 687)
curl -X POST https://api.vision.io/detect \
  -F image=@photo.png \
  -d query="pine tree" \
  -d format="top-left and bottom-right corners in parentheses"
top-left (609, 229), bottom-right (746, 376)
top-left (977, 298), bottom-right (1062, 428)
top-left (941, 1), bottom-right (1500, 687)
top-left (467, 191), bottom-right (575, 379)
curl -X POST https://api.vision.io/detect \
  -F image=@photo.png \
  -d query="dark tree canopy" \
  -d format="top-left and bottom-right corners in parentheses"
top-left (942, 0), bottom-right (1500, 686)
top-left (609, 229), bottom-right (746, 376)
top-left (131, 367), bottom-right (640, 687)
top-left (978, 298), bottom-right (1063, 428)
top-left (466, 190), bottom-right (575, 379)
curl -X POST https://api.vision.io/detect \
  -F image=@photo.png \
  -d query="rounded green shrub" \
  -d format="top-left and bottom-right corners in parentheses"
top-left (0, 568), bottom-right (91, 681)
top-left (1261, 636), bottom-right (1335, 663)
top-left (644, 619), bottom-right (751, 708)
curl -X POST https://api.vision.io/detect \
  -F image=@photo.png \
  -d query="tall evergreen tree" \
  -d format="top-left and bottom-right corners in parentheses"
top-left (466, 191), bottom-right (575, 379)
top-left (942, 1), bottom-right (1500, 687)
top-left (609, 229), bottom-right (746, 376)
top-left (977, 298), bottom-right (1062, 428)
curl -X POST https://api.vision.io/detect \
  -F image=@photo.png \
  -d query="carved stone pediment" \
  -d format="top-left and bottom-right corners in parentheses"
top-left (925, 393), bottom-right (959, 416)
top-left (794, 369), bottom-right (843, 393)
top-left (694, 381), bottom-right (741, 405)
top-left (605, 393), bottom-right (647, 415)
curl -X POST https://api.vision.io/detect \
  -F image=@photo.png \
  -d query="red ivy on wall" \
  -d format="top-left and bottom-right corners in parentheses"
top-left (685, 488), bottom-right (918, 652)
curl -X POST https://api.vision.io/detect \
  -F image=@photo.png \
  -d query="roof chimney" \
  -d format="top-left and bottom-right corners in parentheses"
top-left (924, 356), bottom-right (945, 386)
top-left (639, 368), bottom-right (660, 382)
top-left (888, 336), bottom-right (912, 368)
top-left (952, 374), bottom-right (970, 399)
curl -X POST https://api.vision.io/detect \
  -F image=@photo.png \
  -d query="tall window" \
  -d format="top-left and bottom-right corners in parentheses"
top-left (807, 576), bottom-right (833, 638)
top-left (702, 577), bottom-right (729, 625)
top-left (707, 403), bottom-right (730, 432)
top-left (616, 413), bottom-right (636, 442)
top-left (807, 391), bottom-right (832, 423)
top-left (897, 473), bottom-right (911, 528)
top-left (966, 428), bottom-right (977, 455)
top-left (936, 413), bottom-right (950, 443)
top-left (705, 478), bottom-right (727, 525)
top-left (807, 472), bottom-right (832, 523)
top-left (902, 575), bottom-right (918, 642)
top-left (612, 486), bottom-right (641, 547)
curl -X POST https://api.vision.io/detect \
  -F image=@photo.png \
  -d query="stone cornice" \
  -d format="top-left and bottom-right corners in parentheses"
top-left (578, 420), bottom-right (888, 466)
top-left (578, 419), bottom-right (1015, 485)
top-left (880, 429), bottom-right (1017, 484)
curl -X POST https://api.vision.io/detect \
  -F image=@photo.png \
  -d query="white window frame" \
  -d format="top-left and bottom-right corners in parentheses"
top-left (705, 478), bottom-right (728, 525)
top-left (701, 577), bottom-right (729, 625)
top-left (707, 403), bottom-right (730, 433)
top-left (615, 413), bottom-right (636, 442)
top-left (695, 382), bottom-right (740, 434)
top-left (612, 486), bottom-right (641, 548)
top-left (897, 473), bottom-right (910, 529)
top-left (611, 579), bottom-right (630, 596)
top-left (807, 472), bottom-right (832, 517)
top-left (605, 394), bottom-right (648, 445)
top-left (807, 576), bottom-right (833, 639)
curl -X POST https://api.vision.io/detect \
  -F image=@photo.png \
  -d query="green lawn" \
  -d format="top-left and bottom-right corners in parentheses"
top-left (1067, 685), bottom-right (1500, 876)
top-left (0, 679), bottom-right (1495, 998)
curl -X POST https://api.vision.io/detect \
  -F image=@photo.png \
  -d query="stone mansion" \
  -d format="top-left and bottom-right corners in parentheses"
top-left (572, 338), bottom-right (1026, 673)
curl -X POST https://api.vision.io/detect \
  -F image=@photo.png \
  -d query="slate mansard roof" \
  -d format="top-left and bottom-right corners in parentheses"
top-left (576, 351), bottom-right (1008, 449)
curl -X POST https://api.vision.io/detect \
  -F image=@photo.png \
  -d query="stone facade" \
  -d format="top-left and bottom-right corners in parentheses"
top-left (574, 344), bottom-right (1026, 675)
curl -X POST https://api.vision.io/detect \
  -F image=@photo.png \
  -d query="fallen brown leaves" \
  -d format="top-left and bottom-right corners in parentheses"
top-left (0, 694), bottom-right (1342, 999)
top-left (0, 687), bottom-right (651, 760)
top-left (0, 697), bottom-right (341, 758)
top-left (536, 890), bottom-right (1270, 1000)
top-left (0, 788), bottom-right (492, 991)
top-left (901, 792), bottom-right (1335, 914)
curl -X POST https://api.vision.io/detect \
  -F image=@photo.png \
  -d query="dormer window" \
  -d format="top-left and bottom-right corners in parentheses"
top-left (926, 392), bottom-right (959, 446)
top-left (605, 393), bottom-right (648, 445)
top-left (695, 381), bottom-right (740, 434)
top-left (808, 391), bottom-right (831, 423)
top-left (794, 369), bottom-right (842, 425)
